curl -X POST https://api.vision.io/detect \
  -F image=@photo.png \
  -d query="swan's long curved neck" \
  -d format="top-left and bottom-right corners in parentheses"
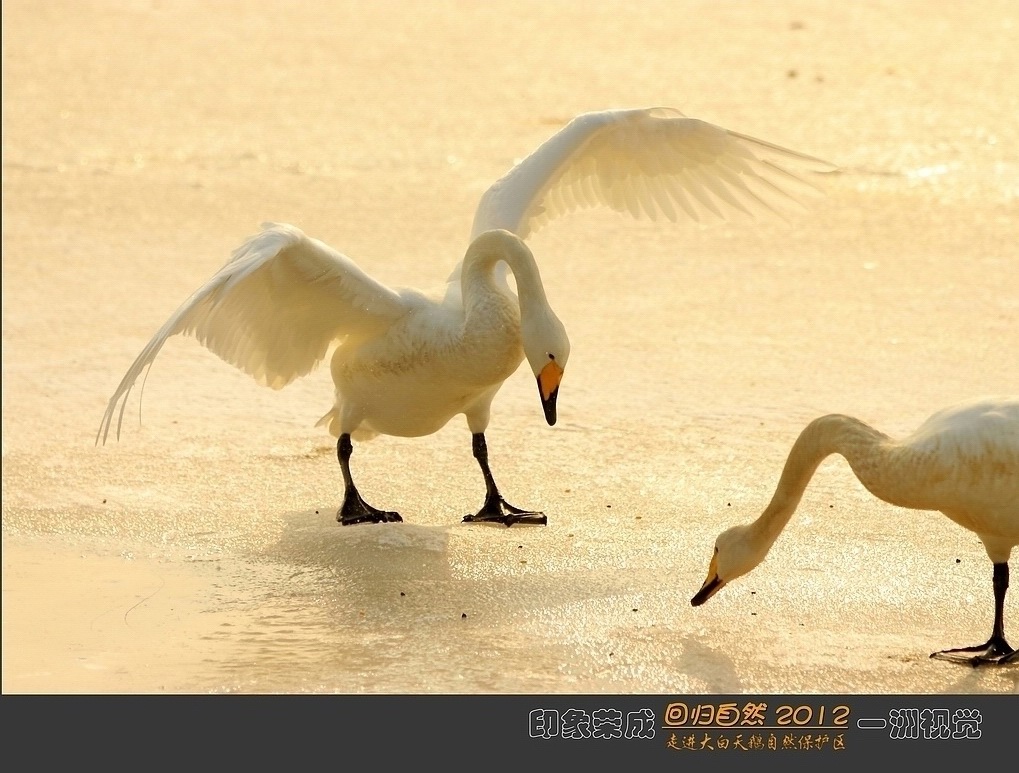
top-left (749, 414), bottom-right (894, 551)
top-left (460, 233), bottom-right (548, 317)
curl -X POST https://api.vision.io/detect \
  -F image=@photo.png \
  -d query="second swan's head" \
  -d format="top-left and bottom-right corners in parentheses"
top-left (691, 523), bottom-right (771, 606)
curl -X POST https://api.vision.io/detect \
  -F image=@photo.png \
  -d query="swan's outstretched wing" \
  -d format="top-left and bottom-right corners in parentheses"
top-left (470, 107), bottom-right (837, 241)
top-left (97, 222), bottom-right (407, 444)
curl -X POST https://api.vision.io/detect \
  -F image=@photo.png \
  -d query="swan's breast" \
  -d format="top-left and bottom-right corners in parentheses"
top-left (327, 293), bottom-right (525, 437)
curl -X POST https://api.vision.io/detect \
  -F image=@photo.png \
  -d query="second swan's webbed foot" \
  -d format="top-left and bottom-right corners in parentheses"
top-left (930, 636), bottom-right (1017, 667)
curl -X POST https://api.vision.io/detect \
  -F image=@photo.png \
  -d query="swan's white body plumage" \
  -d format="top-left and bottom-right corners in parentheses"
top-left (98, 107), bottom-right (833, 453)
top-left (890, 398), bottom-right (1019, 561)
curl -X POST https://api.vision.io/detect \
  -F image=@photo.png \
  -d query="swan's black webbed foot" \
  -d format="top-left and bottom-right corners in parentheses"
top-left (335, 432), bottom-right (402, 525)
top-left (337, 491), bottom-right (403, 526)
top-left (932, 563), bottom-right (1016, 665)
top-left (930, 637), bottom-right (1017, 667)
top-left (463, 494), bottom-right (547, 527)
top-left (464, 432), bottom-right (547, 527)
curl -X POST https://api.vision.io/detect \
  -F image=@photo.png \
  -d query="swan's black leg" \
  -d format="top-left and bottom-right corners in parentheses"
top-left (335, 433), bottom-right (402, 525)
top-left (462, 432), bottom-right (546, 527)
top-left (931, 562), bottom-right (1016, 666)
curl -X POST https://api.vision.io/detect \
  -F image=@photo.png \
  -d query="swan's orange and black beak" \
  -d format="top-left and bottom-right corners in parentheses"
top-left (691, 549), bottom-right (724, 607)
top-left (537, 360), bottom-right (564, 426)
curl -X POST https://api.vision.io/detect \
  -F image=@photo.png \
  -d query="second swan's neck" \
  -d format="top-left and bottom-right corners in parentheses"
top-left (750, 414), bottom-right (894, 548)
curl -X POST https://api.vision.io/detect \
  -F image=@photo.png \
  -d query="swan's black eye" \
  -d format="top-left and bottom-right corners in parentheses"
top-left (548, 353), bottom-right (555, 360)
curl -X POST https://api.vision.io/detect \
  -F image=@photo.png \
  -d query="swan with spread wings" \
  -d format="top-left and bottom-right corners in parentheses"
top-left (97, 107), bottom-right (834, 526)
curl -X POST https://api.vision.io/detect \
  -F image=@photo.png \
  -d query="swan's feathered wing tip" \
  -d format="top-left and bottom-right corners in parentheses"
top-left (726, 130), bottom-right (839, 175)
top-left (97, 223), bottom-right (409, 446)
top-left (470, 106), bottom-right (838, 241)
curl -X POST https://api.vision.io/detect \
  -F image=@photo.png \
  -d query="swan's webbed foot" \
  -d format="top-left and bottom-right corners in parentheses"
top-left (335, 432), bottom-right (402, 525)
top-left (463, 495), bottom-right (547, 527)
top-left (464, 432), bottom-right (547, 527)
top-left (930, 636), bottom-right (1017, 667)
top-left (337, 491), bottom-right (403, 526)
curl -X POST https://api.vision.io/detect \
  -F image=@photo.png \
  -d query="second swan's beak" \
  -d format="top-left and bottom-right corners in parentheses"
top-left (691, 550), bottom-right (725, 607)
top-left (537, 360), bottom-right (564, 426)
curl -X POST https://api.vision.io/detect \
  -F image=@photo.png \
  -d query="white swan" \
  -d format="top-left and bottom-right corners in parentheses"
top-left (691, 396), bottom-right (1019, 666)
top-left (97, 107), bottom-right (834, 527)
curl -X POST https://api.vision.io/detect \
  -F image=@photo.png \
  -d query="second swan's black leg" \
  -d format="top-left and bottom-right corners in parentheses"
top-left (335, 433), bottom-right (402, 525)
top-left (931, 562), bottom-right (1016, 666)
top-left (462, 432), bottom-right (547, 527)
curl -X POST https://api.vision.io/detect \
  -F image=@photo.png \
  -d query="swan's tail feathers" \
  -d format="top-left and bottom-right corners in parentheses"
top-left (315, 407), bottom-right (340, 437)
top-left (314, 407), bottom-right (379, 442)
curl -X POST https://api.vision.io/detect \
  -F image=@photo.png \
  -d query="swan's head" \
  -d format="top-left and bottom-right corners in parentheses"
top-left (522, 312), bottom-right (570, 426)
top-left (690, 524), bottom-right (769, 606)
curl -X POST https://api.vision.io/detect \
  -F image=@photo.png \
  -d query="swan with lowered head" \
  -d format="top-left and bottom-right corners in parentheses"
top-left (691, 396), bottom-right (1019, 666)
top-left (97, 107), bottom-right (834, 527)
